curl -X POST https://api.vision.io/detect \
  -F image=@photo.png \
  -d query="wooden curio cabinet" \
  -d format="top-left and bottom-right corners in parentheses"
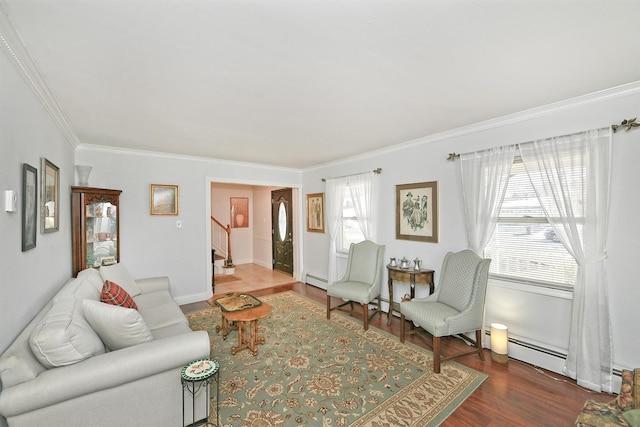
top-left (71, 187), bottom-right (122, 277)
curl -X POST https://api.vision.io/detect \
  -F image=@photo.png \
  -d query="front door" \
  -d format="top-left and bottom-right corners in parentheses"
top-left (272, 188), bottom-right (293, 275)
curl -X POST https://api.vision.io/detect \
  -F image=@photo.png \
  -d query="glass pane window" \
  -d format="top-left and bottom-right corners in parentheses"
top-left (338, 189), bottom-right (364, 253)
top-left (484, 160), bottom-right (578, 288)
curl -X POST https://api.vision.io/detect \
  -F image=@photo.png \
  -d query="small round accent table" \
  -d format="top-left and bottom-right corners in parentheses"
top-left (181, 358), bottom-right (219, 427)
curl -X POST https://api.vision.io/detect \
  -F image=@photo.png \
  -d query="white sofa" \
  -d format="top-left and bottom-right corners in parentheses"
top-left (0, 265), bottom-right (211, 427)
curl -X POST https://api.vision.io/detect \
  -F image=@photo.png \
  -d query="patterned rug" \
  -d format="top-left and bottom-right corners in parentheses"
top-left (186, 291), bottom-right (487, 427)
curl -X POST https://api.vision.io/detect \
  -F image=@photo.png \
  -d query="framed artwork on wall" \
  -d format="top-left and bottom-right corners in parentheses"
top-left (306, 192), bottom-right (324, 233)
top-left (40, 158), bottom-right (59, 233)
top-left (150, 184), bottom-right (179, 215)
top-left (22, 163), bottom-right (38, 251)
top-left (230, 197), bottom-right (249, 228)
top-left (396, 181), bottom-right (439, 243)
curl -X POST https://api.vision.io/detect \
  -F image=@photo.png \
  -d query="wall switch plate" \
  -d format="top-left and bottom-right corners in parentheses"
top-left (176, 220), bottom-right (182, 228)
top-left (5, 190), bottom-right (17, 212)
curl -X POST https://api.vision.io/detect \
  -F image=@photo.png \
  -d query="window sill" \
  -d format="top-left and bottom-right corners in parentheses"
top-left (488, 277), bottom-right (573, 300)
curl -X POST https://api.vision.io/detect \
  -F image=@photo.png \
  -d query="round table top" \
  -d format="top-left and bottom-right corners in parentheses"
top-left (221, 301), bottom-right (272, 322)
top-left (181, 358), bottom-right (219, 381)
top-left (386, 265), bottom-right (434, 274)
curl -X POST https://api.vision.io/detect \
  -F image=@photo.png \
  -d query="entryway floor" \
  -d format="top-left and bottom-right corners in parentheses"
top-left (213, 263), bottom-right (296, 296)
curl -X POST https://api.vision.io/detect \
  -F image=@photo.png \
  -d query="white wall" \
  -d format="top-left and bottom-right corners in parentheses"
top-left (0, 46), bottom-right (76, 356)
top-left (74, 147), bottom-right (303, 304)
top-left (302, 84), bottom-right (640, 376)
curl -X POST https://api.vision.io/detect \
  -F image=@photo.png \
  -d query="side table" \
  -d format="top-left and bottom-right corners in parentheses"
top-left (221, 302), bottom-right (273, 356)
top-left (181, 358), bottom-right (219, 427)
top-left (387, 265), bottom-right (435, 325)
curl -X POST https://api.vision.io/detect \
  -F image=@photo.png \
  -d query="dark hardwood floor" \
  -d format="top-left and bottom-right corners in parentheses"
top-left (182, 282), bottom-right (614, 427)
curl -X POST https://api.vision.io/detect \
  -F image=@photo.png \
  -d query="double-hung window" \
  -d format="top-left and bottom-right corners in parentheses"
top-left (483, 158), bottom-right (578, 289)
top-left (337, 186), bottom-right (365, 253)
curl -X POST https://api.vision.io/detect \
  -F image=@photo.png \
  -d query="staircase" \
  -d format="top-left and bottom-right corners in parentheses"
top-left (211, 216), bottom-right (235, 275)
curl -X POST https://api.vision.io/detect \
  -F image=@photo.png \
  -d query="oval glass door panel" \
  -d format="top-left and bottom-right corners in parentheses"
top-left (278, 201), bottom-right (287, 241)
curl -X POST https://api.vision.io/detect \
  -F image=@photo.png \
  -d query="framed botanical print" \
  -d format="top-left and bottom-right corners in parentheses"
top-left (306, 193), bottom-right (324, 233)
top-left (150, 184), bottom-right (179, 215)
top-left (41, 158), bottom-right (60, 233)
top-left (396, 181), bottom-right (438, 243)
top-left (22, 163), bottom-right (38, 251)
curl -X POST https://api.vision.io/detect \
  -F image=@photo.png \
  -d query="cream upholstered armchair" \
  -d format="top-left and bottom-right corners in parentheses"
top-left (400, 249), bottom-right (491, 373)
top-left (326, 240), bottom-right (385, 330)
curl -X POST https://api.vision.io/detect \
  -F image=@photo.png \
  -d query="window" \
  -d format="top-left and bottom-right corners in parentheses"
top-left (338, 188), bottom-right (365, 253)
top-left (484, 159), bottom-right (578, 288)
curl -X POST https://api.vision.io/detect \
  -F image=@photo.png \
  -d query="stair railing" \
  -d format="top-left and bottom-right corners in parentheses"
top-left (211, 216), bottom-right (233, 266)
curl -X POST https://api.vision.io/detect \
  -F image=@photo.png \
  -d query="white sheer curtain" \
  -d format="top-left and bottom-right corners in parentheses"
top-left (460, 145), bottom-right (517, 254)
top-left (325, 176), bottom-right (348, 284)
top-left (519, 128), bottom-right (613, 392)
top-left (325, 172), bottom-right (377, 284)
top-left (348, 171), bottom-right (376, 241)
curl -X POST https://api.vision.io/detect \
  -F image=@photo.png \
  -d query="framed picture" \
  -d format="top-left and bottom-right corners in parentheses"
top-left (150, 184), bottom-right (179, 215)
top-left (396, 181), bottom-right (439, 243)
top-left (230, 197), bottom-right (249, 228)
top-left (306, 192), bottom-right (325, 233)
top-left (22, 163), bottom-right (38, 251)
top-left (40, 158), bottom-right (59, 233)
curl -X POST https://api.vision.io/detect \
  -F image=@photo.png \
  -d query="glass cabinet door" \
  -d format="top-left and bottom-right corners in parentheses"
top-left (72, 187), bottom-right (122, 277)
top-left (85, 201), bottom-right (118, 268)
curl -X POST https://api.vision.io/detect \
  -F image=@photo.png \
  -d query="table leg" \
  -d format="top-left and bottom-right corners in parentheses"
top-left (387, 276), bottom-right (393, 326)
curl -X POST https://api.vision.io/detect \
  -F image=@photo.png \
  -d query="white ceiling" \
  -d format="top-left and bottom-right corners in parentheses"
top-left (3, 0), bottom-right (640, 168)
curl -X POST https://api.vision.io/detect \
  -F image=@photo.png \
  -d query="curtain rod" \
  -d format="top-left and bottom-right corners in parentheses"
top-left (321, 168), bottom-right (382, 182)
top-left (446, 117), bottom-right (637, 160)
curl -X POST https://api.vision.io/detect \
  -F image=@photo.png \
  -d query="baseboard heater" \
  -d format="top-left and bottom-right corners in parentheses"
top-left (305, 274), bottom-right (327, 284)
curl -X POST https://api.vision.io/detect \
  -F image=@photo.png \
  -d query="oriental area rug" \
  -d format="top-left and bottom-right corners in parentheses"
top-left (186, 291), bottom-right (487, 427)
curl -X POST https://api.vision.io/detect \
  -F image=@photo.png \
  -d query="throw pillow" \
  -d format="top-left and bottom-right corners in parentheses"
top-left (101, 280), bottom-right (138, 310)
top-left (83, 300), bottom-right (153, 350)
top-left (99, 263), bottom-right (141, 297)
top-left (29, 298), bottom-right (105, 368)
top-left (623, 409), bottom-right (640, 427)
top-left (617, 370), bottom-right (635, 411)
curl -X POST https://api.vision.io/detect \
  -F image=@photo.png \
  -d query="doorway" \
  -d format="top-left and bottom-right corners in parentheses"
top-left (272, 188), bottom-right (293, 275)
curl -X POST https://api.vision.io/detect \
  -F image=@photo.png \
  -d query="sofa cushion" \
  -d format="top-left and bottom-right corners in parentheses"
top-left (29, 298), bottom-right (105, 368)
top-left (54, 268), bottom-right (103, 302)
top-left (133, 291), bottom-right (189, 331)
top-left (83, 300), bottom-right (153, 350)
top-left (101, 280), bottom-right (138, 310)
top-left (99, 263), bottom-right (141, 297)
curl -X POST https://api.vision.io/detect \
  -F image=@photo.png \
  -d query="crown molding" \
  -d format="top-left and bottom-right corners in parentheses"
top-left (76, 143), bottom-right (304, 175)
top-left (304, 81), bottom-right (640, 172)
top-left (0, 4), bottom-right (79, 147)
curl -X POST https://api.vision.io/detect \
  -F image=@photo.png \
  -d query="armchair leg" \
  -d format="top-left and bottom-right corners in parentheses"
top-left (326, 295), bottom-right (331, 320)
top-left (475, 330), bottom-right (485, 361)
top-left (363, 303), bottom-right (368, 330)
top-left (433, 336), bottom-right (441, 374)
top-left (400, 313), bottom-right (405, 343)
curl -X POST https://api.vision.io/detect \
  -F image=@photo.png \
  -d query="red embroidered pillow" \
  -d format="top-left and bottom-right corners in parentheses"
top-left (100, 280), bottom-right (138, 310)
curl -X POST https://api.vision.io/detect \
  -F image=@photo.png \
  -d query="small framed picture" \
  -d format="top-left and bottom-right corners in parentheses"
top-left (306, 192), bottom-right (324, 233)
top-left (22, 163), bottom-right (38, 251)
top-left (40, 158), bottom-right (60, 233)
top-left (396, 181), bottom-right (438, 243)
top-left (230, 197), bottom-right (249, 228)
top-left (150, 184), bottom-right (179, 215)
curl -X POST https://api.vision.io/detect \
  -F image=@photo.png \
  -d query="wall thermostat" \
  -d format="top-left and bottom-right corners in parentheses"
top-left (5, 190), bottom-right (17, 212)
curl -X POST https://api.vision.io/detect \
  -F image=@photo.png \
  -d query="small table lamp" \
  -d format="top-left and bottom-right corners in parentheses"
top-left (490, 323), bottom-right (509, 363)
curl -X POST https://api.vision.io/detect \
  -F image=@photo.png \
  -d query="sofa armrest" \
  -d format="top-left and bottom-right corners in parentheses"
top-left (136, 276), bottom-right (170, 294)
top-left (0, 331), bottom-right (210, 417)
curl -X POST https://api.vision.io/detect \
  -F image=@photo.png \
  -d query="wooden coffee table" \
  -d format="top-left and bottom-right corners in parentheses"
top-left (214, 295), bottom-right (272, 356)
